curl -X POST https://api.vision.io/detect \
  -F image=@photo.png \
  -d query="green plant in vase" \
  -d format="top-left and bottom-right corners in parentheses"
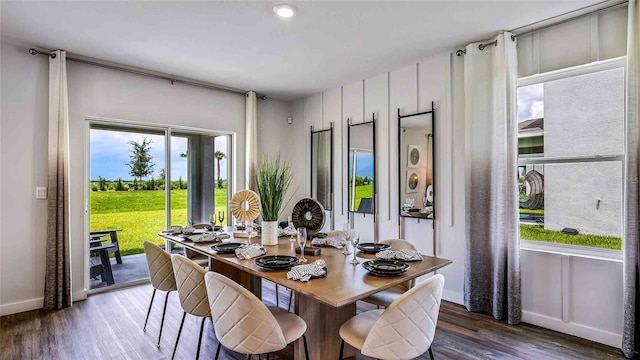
top-left (255, 154), bottom-right (293, 245)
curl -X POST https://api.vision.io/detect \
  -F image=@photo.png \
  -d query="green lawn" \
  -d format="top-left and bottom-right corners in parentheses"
top-left (520, 224), bottom-right (621, 250)
top-left (90, 189), bottom-right (227, 256)
top-left (349, 184), bottom-right (374, 211)
top-left (519, 209), bottom-right (544, 216)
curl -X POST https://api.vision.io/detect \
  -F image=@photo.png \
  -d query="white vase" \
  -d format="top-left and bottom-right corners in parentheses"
top-left (261, 221), bottom-right (279, 246)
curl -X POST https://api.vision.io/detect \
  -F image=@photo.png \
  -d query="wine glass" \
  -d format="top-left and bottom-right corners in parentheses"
top-left (288, 216), bottom-right (295, 243)
top-left (342, 223), bottom-right (352, 255)
top-left (297, 227), bottom-right (308, 263)
top-left (350, 228), bottom-right (360, 265)
top-left (209, 213), bottom-right (217, 228)
top-left (245, 221), bottom-right (254, 245)
top-left (218, 211), bottom-right (225, 232)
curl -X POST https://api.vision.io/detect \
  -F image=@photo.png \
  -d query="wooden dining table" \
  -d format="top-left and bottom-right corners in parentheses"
top-left (159, 228), bottom-right (452, 360)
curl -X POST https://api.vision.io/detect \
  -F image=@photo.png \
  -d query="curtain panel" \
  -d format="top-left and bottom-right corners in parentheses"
top-left (623, 0), bottom-right (640, 357)
top-left (43, 50), bottom-right (72, 310)
top-left (245, 91), bottom-right (258, 190)
top-left (463, 32), bottom-right (521, 325)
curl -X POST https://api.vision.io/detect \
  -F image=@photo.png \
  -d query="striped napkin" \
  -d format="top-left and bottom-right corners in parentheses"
top-left (286, 259), bottom-right (327, 282)
top-left (235, 244), bottom-right (266, 259)
top-left (188, 233), bottom-right (230, 243)
top-left (375, 249), bottom-right (423, 261)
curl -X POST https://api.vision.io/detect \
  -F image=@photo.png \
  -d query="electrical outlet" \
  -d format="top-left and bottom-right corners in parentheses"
top-left (36, 187), bottom-right (47, 200)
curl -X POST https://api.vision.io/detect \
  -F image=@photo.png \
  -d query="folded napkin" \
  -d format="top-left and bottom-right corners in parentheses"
top-left (375, 249), bottom-right (423, 261)
top-left (188, 232), bottom-right (230, 243)
top-left (286, 259), bottom-right (327, 282)
top-left (235, 244), bottom-right (266, 259)
top-left (311, 230), bottom-right (348, 248)
top-left (279, 223), bottom-right (298, 237)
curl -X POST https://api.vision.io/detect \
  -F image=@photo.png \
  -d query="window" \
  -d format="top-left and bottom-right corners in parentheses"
top-left (517, 61), bottom-right (624, 251)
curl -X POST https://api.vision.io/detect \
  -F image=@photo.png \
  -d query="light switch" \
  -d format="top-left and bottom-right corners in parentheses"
top-left (36, 187), bottom-right (47, 200)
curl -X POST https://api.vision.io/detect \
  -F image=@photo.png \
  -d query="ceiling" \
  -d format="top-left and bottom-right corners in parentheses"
top-left (1, 1), bottom-right (604, 100)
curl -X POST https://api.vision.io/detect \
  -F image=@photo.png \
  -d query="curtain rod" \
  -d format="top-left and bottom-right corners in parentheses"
top-left (455, 0), bottom-right (628, 56)
top-left (28, 48), bottom-right (267, 100)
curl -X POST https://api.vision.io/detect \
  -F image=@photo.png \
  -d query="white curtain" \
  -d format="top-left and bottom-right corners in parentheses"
top-left (44, 50), bottom-right (71, 310)
top-left (623, 0), bottom-right (640, 357)
top-left (245, 91), bottom-right (258, 190)
top-left (463, 32), bottom-right (521, 324)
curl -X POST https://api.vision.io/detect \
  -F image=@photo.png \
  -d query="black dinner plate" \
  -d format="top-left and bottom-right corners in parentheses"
top-left (311, 267), bottom-right (328, 279)
top-left (357, 243), bottom-right (391, 253)
top-left (211, 242), bottom-right (245, 254)
top-left (362, 260), bottom-right (409, 275)
top-left (255, 255), bottom-right (298, 270)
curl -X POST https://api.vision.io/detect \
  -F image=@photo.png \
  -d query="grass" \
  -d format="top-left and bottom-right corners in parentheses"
top-left (349, 184), bottom-right (374, 211)
top-left (520, 224), bottom-right (621, 250)
top-left (519, 209), bottom-right (544, 216)
top-left (90, 189), bottom-right (227, 256)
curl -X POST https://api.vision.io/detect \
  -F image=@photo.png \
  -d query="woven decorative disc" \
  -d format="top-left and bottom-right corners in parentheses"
top-left (230, 190), bottom-right (261, 222)
top-left (291, 198), bottom-right (326, 235)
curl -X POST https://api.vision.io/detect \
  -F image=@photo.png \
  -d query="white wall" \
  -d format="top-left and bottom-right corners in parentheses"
top-left (0, 41), bottom-right (292, 315)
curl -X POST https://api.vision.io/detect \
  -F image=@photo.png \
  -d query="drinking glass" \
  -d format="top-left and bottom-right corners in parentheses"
top-left (209, 213), bottom-right (217, 228)
top-left (245, 221), bottom-right (254, 245)
top-left (218, 211), bottom-right (225, 232)
top-left (342, 223), bottom-right (352, 255)
top-left (288, 216), bottom-right (295, 243)
top-left (297, 227), bottom-right (308, 263)
top-left (350, 228), bottom-right (360, 265)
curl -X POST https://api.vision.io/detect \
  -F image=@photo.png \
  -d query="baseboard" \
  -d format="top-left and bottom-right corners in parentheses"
top-left (0, 297), bottom-right (43, 316)
top-left (73, 289), bottom-right (87, 302)
top-left (442, 289), bottom-right (464, 305)
top-left (522, 310), bottom-right (622, 348)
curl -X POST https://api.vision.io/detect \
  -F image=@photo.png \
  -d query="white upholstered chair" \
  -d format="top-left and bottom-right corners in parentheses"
top-left (170, 254), bottom-right (212, 360)
top-left (339, 274), bottom-right (445, 360)
top-left (361, 239), bottom-right (418, 308)
top-left (142, 241), bottom-right (177, 348)
top-left (204, 271), bottom-right (310, 360)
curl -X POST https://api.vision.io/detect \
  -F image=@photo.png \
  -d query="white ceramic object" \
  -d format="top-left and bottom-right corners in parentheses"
top-left (261, 221), bottom-right (279, 246)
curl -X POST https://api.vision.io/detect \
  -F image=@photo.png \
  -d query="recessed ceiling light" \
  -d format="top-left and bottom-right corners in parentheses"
top-left (273, 4), bottom-right (297, 18)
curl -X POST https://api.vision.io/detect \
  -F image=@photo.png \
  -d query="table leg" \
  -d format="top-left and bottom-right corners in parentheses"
top-left (294, 293), bottom-right (356, 360)
top-left (98, 249), bottom-right (115, 285)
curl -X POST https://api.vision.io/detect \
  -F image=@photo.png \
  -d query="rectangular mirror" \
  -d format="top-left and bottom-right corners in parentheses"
top-left (311, 128), bottom-right (333, 210)
top-left (399, 109), bottom-right (434, 219)
top-left (348, 121), bottom-right (375, 214)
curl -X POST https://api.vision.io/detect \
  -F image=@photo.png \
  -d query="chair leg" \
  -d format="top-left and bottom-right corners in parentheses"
top-left (246, 355), bottom-right (251, 360)
top-left (275, 284), bottom-right (279, 308)
top-left (171, 312), bottom-right (187, 360)
top-left (143, 288), bottom-right (157, 332)
top-left (338, 339), bottom-right (345, 360)
top-left (288, 289), bottom-right (293, 312)
top-left (157, 291), bottom-right (170, 348)
top-left (215, 342), bottom-right (222, 360)
top-left (428, 346), bottom-right (435, 360)
top-left (195, 316), bottom-right (206, 360)
top-left (302, 334), bottom-right (309, 360)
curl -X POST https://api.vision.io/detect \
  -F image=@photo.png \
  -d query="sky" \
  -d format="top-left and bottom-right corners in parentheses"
top-left (90, 129), bottom-right (228, 181)
top-left (349, 151), bottom-right (374, 179)
top-left (517, 83), bottom-right (544, 122)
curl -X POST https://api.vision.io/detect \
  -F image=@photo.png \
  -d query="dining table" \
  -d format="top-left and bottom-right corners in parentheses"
top-left (159, 228), bottom-right (452, 360)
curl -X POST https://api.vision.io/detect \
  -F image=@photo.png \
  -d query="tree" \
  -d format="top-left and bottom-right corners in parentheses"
top-left (214, 150), bottom-right (227, 189)
top-left (126, 137), bottom-right (155, 188)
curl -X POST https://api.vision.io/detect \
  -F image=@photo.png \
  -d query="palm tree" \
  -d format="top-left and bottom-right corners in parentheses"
top-left (214, 150), bottom-right (227, 189)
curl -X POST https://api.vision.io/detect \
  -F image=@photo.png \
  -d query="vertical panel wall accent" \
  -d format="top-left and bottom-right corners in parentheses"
top-left (303, 94), bottom-right (323, 199)
top-left (323, 87), bottom-right (343, 229)
top-left (342, 80), bottom-right (365, 229)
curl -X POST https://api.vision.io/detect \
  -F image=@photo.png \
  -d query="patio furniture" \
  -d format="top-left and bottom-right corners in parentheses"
top-left (90, 229), bottom-right (123, 264)
top-left (339, 274), bottom-right (445, 360)
top-left (89, 243), bottom-right (116, 286)
top-left (143, 241), bottom-right (177, 348)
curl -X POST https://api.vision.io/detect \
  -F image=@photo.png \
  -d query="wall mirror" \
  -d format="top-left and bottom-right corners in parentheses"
top-left (310, 127), bottom-right (333, 210)
top-left (398, 103), bottom-right (434, 219)
top-left (348, 119), bottom-right (376, 214)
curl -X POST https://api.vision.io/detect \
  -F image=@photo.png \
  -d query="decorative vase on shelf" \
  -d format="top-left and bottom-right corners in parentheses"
top-left (261, 221), bottom-right (279, 246)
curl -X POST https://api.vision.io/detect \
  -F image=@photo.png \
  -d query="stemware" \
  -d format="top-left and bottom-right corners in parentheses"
top-left (245, 221), bottom-right (254, 245)
top-left (218, 211), bottom-right (225, 232)
top-left (288, 216), bottom-right (295, 243)
top-left (342, 223), bottom-right (352, 255)
top-left (209, 213), bottom-right (217, 228)
top-left (297, 227), bottom-right (308, 263)
top-left (350, 228), bottom-right (360, 265)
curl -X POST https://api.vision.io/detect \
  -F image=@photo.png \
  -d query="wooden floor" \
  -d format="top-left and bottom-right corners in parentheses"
top-left (1, 282), bottom-right (624, 360)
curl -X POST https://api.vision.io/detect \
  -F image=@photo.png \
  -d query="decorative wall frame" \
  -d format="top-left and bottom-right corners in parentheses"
top-left (407, 144), bottom-right (421, 168)
top-left (406, 171), bottom-right (419, 193)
